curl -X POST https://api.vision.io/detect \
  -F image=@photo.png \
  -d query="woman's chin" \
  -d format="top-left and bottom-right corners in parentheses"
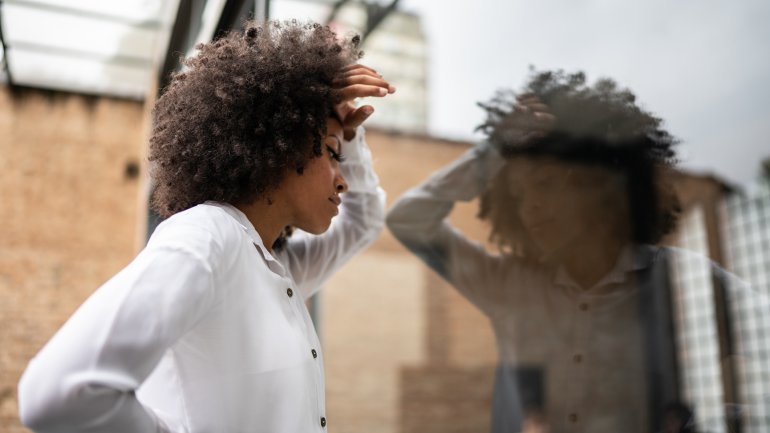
top-left (298, 220), bottom-right (333, 236)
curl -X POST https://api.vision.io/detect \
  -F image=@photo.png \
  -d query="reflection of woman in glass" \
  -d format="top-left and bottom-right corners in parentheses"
top-left (387, 70), bottom-right (683, 433)
top-left (19, 20), bottom-right (393, 433)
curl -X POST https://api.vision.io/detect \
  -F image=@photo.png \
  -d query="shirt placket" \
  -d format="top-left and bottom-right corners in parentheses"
top-left (291, 281), bottom-right (326, 431)
top-left (280, 266), bottom-right (328, 430)
top-left (261, 246), bottom-right (327, 431)
top-left (565, 295), bottom-right (592, 433)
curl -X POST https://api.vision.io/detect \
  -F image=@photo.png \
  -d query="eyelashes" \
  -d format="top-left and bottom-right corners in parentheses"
top-left (326, 145), bottom-right (345, 163)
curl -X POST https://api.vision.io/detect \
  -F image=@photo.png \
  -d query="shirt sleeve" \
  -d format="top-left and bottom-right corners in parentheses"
top-left (385, 141), bottom-right (513, 313)
top-left (18, 228), bottom-right (222, 433)
top-left (282, 126), bottom-right (387, 299)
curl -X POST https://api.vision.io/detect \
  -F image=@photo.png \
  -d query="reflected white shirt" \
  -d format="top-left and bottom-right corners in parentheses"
top-left (18, 128), bottom-right (386, 433)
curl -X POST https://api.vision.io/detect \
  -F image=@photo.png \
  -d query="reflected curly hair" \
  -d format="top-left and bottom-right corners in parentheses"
top-left (477, 69), bottom-right (681, 256)
top-left (149, 20), bottom-right (362, 217)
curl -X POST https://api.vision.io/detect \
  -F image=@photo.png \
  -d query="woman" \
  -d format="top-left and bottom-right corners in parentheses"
top-left (19, 20), bottom-right (394, 433)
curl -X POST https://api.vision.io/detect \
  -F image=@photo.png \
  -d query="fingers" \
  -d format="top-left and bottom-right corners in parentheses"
top-left (515, 94), bottom-right (548, 113)
top-left (344, 105), bottom-right (375, 131)
top-left (333, 75), bottom-right (396, 94)
top-left (523, 102), bottom-right (550, 113)
top-left (498, 94), bottom-right (556, 148)
top-left (337, 65), bottom-right (383, 84)
top-left (339, 63), bottom-right (379, 75)
top-left (337, 84), bottom-right (390, 101)
top-left (333, 63), bottom-right (394, 138)
top-left (533, 111), bottom-right (556, 124)
top-left (514, 93), bottom-right (555, 128)
top-left (517, 108), bottom-right (555, 126)
top-left (334, 63), bottom-right (396, 101)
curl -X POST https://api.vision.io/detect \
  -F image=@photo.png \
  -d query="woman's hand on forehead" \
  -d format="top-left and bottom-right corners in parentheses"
top-left (509, 94), bottom-right (556, 146)
top-left (333, 63), bottom-right (396, 139)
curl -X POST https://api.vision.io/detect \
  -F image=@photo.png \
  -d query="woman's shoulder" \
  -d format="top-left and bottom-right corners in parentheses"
top-left (148, 202), bottom-right (247, 260)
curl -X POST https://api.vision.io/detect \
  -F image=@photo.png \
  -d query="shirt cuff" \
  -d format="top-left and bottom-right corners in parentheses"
top-left (418, 140), bottom-right (506, 202)
top-left (340, 125), bottom-right (380, 193)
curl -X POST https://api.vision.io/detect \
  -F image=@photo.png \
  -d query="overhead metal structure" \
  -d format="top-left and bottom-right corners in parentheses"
top-left (0, 0), bottom-right (271, 99)
top-left (326, 0), bottom-right (399, 41)
top-left (0, 0), bottom-right (178, 99)
top-left (0, 0), bottom-right (408, 99)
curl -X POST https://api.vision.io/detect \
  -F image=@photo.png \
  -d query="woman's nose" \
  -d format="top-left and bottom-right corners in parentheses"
top-left (520, 195), bottom-right (542, 214)
top-left (519, 195), bottom-right (550, 224)
top-left (335, 173), bottom-right (348, 194)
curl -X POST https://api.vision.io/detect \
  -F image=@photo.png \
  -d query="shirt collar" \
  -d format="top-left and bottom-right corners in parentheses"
top-left (204, 201), bottom-right (277, 263)
top-left (553, 244), bottom-right (657, 292)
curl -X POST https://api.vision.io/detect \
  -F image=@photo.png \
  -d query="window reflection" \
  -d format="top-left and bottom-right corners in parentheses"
top-left (381, 70), bottom-right (768, 433)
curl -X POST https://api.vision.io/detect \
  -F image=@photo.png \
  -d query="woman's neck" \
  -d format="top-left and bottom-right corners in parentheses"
top-left (558, 230), bottom-right (628, 291)
top-left (235, 198), bottom-right (287, 253)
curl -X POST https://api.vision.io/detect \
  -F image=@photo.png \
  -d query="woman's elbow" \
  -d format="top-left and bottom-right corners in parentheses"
top-left (18, 366), bottom-right (60, 431)
top-left (18, 364), bottom-right (94, 431)
top-left (385, 206), bottom-right (416, 242)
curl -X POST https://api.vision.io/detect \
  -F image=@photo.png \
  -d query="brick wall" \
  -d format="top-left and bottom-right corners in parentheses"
top-left (0, 87), bottom-right (148, 432)
top-left (321, 132), bottom-right (499, 433)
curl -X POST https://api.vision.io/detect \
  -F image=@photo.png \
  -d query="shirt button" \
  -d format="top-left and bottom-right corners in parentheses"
top-left (573, 354), bottom-right (583, 363)
top-left (569, 413), bottom-right (579, 423)
top-left (320, 417), bottom-right (327, 427)
top-left (312, 349), bottom-right (318, 359)
top-left (287, 288), bottom-right (293, 298)
top-left (579, 303), bottom-right (589, 311)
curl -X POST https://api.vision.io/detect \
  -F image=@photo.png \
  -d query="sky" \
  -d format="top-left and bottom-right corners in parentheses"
top-left (394, 0), bottom-right (770, 186)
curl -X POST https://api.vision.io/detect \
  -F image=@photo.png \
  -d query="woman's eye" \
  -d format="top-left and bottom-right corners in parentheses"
top-left (326, 146), bottom-right (345, 163)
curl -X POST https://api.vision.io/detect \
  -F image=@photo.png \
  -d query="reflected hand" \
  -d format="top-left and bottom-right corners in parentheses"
top-left (333, 63), bottom-right (396, 140)
top-left (510, 94), bottom-right (556, 145)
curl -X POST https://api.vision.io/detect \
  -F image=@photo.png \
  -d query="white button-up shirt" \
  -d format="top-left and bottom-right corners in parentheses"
top-left (18, 128), bottom-right (386, 433)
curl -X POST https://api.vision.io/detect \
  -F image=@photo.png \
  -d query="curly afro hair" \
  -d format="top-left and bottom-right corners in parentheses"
top-left (149, 20), bottom-right (362, 217)
top-left (477, 69), bottom-right (681, 256)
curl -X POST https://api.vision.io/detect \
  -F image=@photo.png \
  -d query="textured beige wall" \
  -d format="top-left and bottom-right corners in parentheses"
top-left (0, 87), bottom-right (148, 432)
top-left (322, 252), bottom-right (426, 433)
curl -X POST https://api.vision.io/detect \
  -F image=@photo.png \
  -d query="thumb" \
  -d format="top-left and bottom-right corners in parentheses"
top-left (344, 105), bottom-right (374, 130)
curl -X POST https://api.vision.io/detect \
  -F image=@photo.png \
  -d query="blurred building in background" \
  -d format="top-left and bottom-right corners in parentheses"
top-left (656, 171), bottom-right (770, 433)
top-left (330, 2), bottom-right (427, 134)
top-left (272, 0), bottom-right (428, 134)
top-left (721, 176), bottom-right (770, 432)
top-left (1, 1), bottom-right (768, 433)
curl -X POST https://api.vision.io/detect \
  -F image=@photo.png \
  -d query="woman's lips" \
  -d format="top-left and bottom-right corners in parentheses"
top-left (328, 196), bottom-right (341, 216)
top-left (527, 220), bottom-right (554, 232)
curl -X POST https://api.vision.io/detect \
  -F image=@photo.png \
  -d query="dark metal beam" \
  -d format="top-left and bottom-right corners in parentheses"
top-left (157, 0), bottom-right (207, 93)
top-left (362, 0), bottom-right (399, 40)
top-left (0, 0), bottom-right (15, 86)
top-left (326, 0), bottom-right (400, 41)
top-left (214, 0), bottom-right (255, 37)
